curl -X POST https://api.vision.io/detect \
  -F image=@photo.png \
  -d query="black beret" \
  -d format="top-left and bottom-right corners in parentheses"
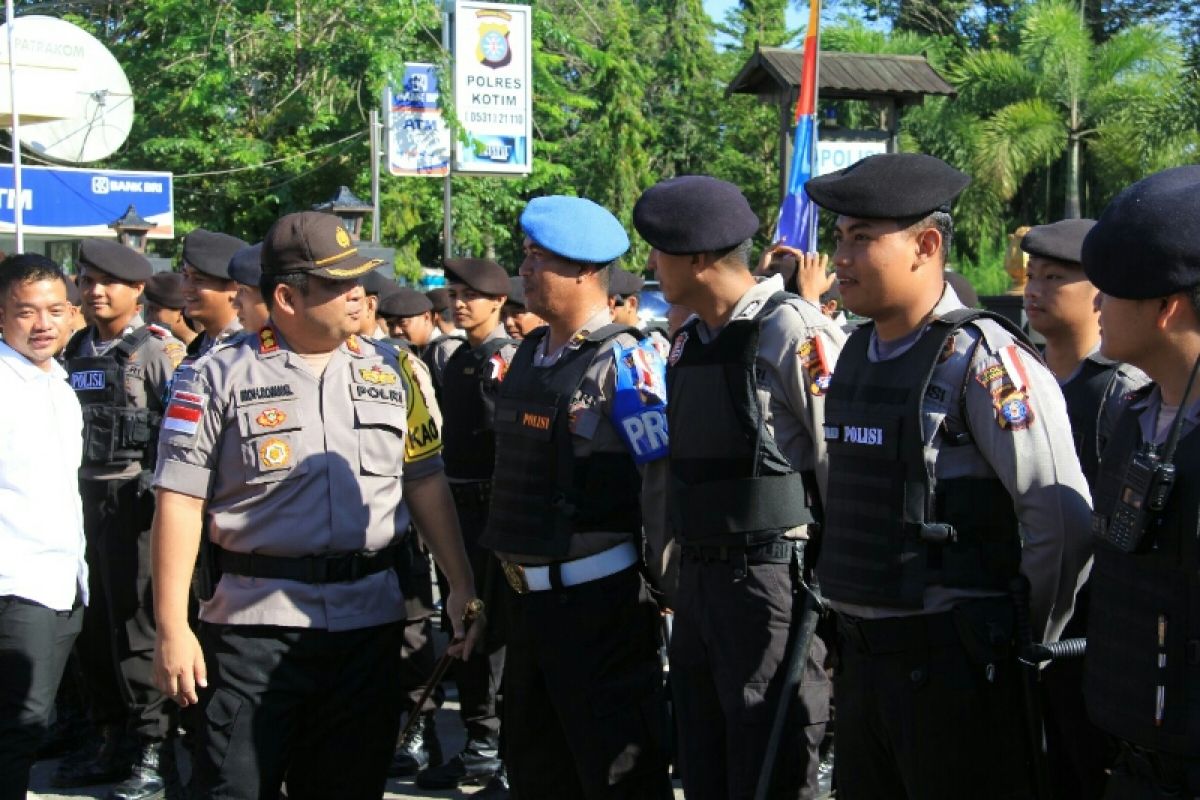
top-left (1020, 219), bottom-right (1096, 265)
top-left (633, 175), bottom-right (759, 255)
top-left (609, 268), bottom-right (645, 298)
top-left (426, 287), bottom-right (451, 312)
top-left (444, 258), bottom-right (510, 297)
top-left (143, 272), bottom-right (186, 310)
top-left (805, 153), bottom-right (971, 219)
top-left (1083, 166), bottom-right (1200, 300)
top-left (379, 288), bottom-right (433, 319)
top-left (183, 229), bottom-right (248, 279)
top-left (77, 238), bottom-right (153, 282)
top-left (505, 276), bottom-right (526, 308)
top-left (360, 269), bottom-right (398, 297)
top-left (227, 243), bottom-right (263, 287)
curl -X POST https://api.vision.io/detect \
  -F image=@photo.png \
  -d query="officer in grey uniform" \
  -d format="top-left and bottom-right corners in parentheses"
top-left (417, 258), bottom-right (516, 794)
top-left (1080, 165), bottom-right (1200, 799)
top-left (804, 153), bottom-right (1094, 799)
top-left (142, 272), bottom-right (197, 348)
top-left (379, 288), bottom-right (438, 355)
top-left (480, 195), bottom-right (674, 799)
top-left (634, 176), bottom-right (842, 800)
top-left (179, 229), bottom-right (247, 359)
top-left (149, 211), bottom-right (480, 799)
top-left (228, 242), bottom-right (270, 334)
top-left (355, 269), bottom-right (401, 340)
top-left (56, 239), bottom-right (187, 800)
top-left (501, 275), bottom-right (545, 341)
top-left (1021, 217), bottom-right (1148, 799)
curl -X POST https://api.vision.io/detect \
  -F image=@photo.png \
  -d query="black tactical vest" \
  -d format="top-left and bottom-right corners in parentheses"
top-left (480, 325), bottom-right (643, 558)
top-left (64, 327), bottom-right (160, 469)
top-left (1085, 395), bottom-right (1200, 757)
top-left (439, 336), bottom-right (515, 481)
top-left (667, 292), bottom-right (817, 546)
top-left (1061, 355), bottom-right (1121, 488)
top-left (818, 309), bottom-right (1024, 608)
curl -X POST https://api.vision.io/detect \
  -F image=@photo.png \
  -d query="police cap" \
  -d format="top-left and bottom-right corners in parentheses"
top-left (77, 238), bottom-right (153, 282)
top-left (1020, 219), bottom-right (1096, 265)
top-left (520, 196), bottom-right (629, 264)
top-left (262, 212), bottom-right (381, 281)
top-left (633, 175), bottom-right (759, 255)
top-left (426, 287), bottom-right (451, 313)
top-left (444, 258), bottom-right (509, 297)
top-left (379, 288), bottom-right (433, 319)
top-left (143, 272), bottom-right (186, 310)
top-left (805, 153), bottom-right (971, 219)
top-left (506, 276), bottom-right (526, 308)
top-left (227, 243), bottom-right (263, 287)
top-left (1082, 166), bottom-right (1200, 300)
top-left (182, 229), bottom-right (248, 280)
top-left (609, 268), bottom-right (645, 298)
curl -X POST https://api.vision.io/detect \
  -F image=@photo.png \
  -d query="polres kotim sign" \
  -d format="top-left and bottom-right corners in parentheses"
top-left (0, 164), bottom-right (173, 238)
top-left (453, 2), bottom-right (532, 176)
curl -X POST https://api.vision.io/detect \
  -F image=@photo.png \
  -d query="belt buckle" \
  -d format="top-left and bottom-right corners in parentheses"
top-left (502, 561), bottom-right (530, 594)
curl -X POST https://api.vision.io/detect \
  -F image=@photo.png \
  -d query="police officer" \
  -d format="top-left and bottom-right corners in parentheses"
top-left (416, 258), bottom-right (516, 794)
top-left (379, 288), bottom-right (438, 354)
top-left (427, 287), bottom-right (463, 339)
top-left (142, 272), bottom-right (197, 348)
top-left (634, 176), bottom-right (842, 800)
top-left (1022, 218), bottom-right (1147, 798)
top-left (353, 269), bottom-right (400, 340)
top-left (1080, 165), bottom-right (1200, 799)
top-left (179, 229), bottom-right (247, 358)
top-left (150, 210), bottom-right (481, 799)
top-left (55, 239), bottom-right (187, 800)
top-left (501, 275), bottom-right (545, 341)
top-left (228, 242), bottom-right (270, 334)
top-left (480, 196), bottom-right (674, 798)
top-left (803, 153), bottom-right (1094, 798)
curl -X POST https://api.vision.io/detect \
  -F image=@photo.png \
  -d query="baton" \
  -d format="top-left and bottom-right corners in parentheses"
top-left (397, 597), bottom-right (485, 743)
top-left (1011, 575), bottom-right (1053, 800)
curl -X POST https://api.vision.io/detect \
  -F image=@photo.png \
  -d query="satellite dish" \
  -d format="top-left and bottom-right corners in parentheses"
top-left (0, 16), bottom-right (134, 163)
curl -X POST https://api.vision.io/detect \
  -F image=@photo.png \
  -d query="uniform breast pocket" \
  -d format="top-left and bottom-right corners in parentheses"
top-left (354, 401), bottom-right (405, 477)
top-left (238, 400), bottom-right (307, 484)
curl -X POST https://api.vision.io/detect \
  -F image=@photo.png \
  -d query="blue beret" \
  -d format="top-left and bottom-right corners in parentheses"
top-left (78, 238), bottom-right (153, 282)
top-left (805, 153), bottom-right (970, 219)
top-left (183, 229), bottom-right (248, 279)
top-left (1020, 219), bottom-right (1095, 265)
top-left (227, 243), bottom-right (263, 287)
top-left (520, 196), bottom-right (629, 264)
top-left (633, 176), bottom-right (759, 255)
top-left (1083, 166), bottom-right (1200, 300)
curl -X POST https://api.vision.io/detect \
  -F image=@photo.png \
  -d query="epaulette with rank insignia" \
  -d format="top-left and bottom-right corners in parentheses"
top-left (145, 323), bottom-right (171, 339)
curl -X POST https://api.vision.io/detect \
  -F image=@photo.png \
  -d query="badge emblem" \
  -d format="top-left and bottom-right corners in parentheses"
top-left (996, 391), bottom-right (1034, 431)
top-left (335, 226), bottom-right (351, 249)
top-left (668, 331), bottom-right (688, 366)
top-left (259, 437), bottom-right (291, 469)
top-left (359, 365), bottom-right (398, 385)
top-left (256, 408), bottom-right (287, 428)
top-left (259, 327), bottom-right (279, 354)
top-left (810, 373), bottom-right (832, 396)
top-left (475, 9), bottom-right (513, 69)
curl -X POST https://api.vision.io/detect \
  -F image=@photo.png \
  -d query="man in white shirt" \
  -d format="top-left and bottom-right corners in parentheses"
top-left (0, 253), bottom-right (87, 800)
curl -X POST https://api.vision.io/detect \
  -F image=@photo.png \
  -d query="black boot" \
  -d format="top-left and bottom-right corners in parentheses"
top-left (106, 738), bottom-right (178, 800)
top-left (473, 763), bottom-right (510, 799)
top-left (416, 737), bottom-right (501, 789)
top-left (389, 712), bottom-right (443, 778)
top-left (51, 723), bottom-right (132, 788)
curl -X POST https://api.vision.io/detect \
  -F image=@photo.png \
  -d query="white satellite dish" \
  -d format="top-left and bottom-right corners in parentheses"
top-left (0, 16), bottom-right (134, 163)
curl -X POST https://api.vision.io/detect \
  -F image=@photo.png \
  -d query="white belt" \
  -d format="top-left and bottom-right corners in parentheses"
top-left (501, 541), bottom-right (638, 594)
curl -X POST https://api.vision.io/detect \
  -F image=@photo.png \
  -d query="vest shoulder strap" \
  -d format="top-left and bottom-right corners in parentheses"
top-left (62, 327), bottom-right (89, 359)
top-left (110, 326), bottom-right (157, 363)
top-left (585, 323), bottom-right (641, 343)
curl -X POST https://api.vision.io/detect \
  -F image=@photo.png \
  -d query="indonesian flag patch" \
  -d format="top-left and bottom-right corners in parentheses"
top-left (163, 389), bottom-right (207, 435)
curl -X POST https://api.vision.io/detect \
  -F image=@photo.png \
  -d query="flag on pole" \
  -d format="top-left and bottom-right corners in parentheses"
top-left (775, 0), bottom-right (821, 250)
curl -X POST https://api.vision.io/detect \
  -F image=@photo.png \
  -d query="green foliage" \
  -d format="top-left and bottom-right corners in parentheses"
top-left (952, 232), bottom-right (1011, 297)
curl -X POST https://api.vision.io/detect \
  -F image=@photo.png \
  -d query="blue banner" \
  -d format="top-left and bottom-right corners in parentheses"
top-left (611, 339), bottom-right (669, 464)
top-left (775, 115), bottom-right (818, 251)
top-left (0, 164), bottom-right (174, 238)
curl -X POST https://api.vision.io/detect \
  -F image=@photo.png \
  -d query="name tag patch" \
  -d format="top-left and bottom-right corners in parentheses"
top-left (240, 384), bottom-right (294, 403)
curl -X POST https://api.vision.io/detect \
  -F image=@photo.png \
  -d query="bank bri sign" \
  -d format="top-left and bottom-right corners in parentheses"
top-left (0, 164), bottom-right (174, 238)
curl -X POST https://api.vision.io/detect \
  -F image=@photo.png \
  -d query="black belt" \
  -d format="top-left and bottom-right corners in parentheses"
top-left (449, 480), bottom-right (492, 507)
top-left (680, 539), bottom-right (798, 564)
top-left (836, 610), bottom-right (961, 655)
top-left (214, 544), bottom-right (402, 584)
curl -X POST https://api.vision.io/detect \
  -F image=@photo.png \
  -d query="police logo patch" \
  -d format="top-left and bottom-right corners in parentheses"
top-left (996, 391), bottom-right (1034, 431)
top-left (259, 437), bottom-right (291, 469)
top-left (256, 408), bottom-right (287, 428)
top-left (335, 227), bottom-right (351, 249)
top-left (359, 365), bottom-right (398, 385)
top-left (810, 372), bottom-right (832, 396)
top-left (797, 336), bottom-right (831, 380)
top-left (668, 332), bottom-right (688, 366)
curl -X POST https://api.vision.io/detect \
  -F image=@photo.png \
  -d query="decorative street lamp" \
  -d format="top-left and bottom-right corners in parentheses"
top-left (312, 186), bottom-right (373, 243)
top-left (109, 204), bottom-right (153, 253)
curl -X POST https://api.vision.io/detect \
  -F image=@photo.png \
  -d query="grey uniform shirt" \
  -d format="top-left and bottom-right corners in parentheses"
top-left (192, 318), bottom-right (244, 359)
top-left (78, 316), bottom-right (186, 481)
top-left (1130, 385), bottom-right (1200, 446)
top-left (828, 286), bottom-right (1094, 643)
top-left (153, 329), bottom-right (444, 631)
top-left (498, 308), bottom-right (669, 568)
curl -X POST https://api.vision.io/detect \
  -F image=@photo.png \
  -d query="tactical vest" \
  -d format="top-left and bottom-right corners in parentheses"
top-left (1061, 355), bottom-right (1121, 488)
top-left (64, 327), bottom-right (161, 469)
top-left (667, 292), bottom-right (817, 546)
top-left (480, 325), bottom-right (643, 558)
top-left (818, 309), bottom-right (1024, 608)
top-left (1085, 396), bottom-right (1200, 757)
top-left (440, 337), bottom-right (515, 480)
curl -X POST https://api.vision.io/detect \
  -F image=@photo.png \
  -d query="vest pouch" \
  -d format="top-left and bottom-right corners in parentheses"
top-left (81, 404), bottom-right (124, 466)
top-left (934, 478), bottom-right (1020, 592)
top-left (117, 407), bottom-right (156, 461)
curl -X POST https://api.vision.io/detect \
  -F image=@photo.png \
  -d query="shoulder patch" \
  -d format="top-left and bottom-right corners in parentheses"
top-left (163, 387), bottom-right (207, 436)
top-left (797, 335), bottom-right (832, 395)
top-left (164, 340), bottom-right (187, 369)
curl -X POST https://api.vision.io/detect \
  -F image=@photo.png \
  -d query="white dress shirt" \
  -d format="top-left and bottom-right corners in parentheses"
top-left (0, 340), bottom-right (87, 610)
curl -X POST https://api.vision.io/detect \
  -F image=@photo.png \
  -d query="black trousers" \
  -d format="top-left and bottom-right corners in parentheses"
top-left (0, 596), bottom-right (82, 800)
top-left (78, 476), bottom-right (172, 741)
top-left (1103, 742), bottom-right (1200, 799)
top-left (502, 565), bottom-right (673, 800)
top-left (670, 558), bottom-right (830, 800)
top-left (833, 601), bottom-right (1031, 800)
top-left (190, 621), bottom-right (405, 800)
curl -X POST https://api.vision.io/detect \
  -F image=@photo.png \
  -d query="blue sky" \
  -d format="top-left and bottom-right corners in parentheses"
top-left (701, 0), bottom-right (807, 45)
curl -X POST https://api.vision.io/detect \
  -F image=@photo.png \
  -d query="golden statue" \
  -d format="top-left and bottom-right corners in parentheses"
top-left (1005, 225), bottom-right (1032, 296)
